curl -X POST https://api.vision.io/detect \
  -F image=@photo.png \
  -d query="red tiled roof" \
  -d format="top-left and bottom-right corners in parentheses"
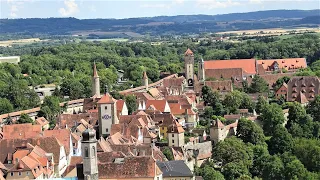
top-left (257, 58), bottom-right (307, 71)
top-left (204, 59), bottom-right (256, 74)
top-left (116, 100), bottom-right (125, 112)
top-left (146, 100), bottom-right (168, 112)
top-left (35, 117), bottom-right (49, 126)
top-left (185, 48), bottom-right (194, 55)
top-left (169, 103), bottom-right (195, 115)
top-left (168, 121), bottom-right (185, 133)
top-left (2, 124), bottom-right (42, 139)
top-left (296, 91), bottom-right (309, 104)
top-left (43, 129), bottom-right (71, 156)
top-left (98, 93), bottom-right (116, 104)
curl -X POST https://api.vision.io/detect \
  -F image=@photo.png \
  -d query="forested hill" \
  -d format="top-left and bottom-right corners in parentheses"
top-left (0, 9), bottom-right (319, 35)
top-left (145, 9), bottom-right (320, 22)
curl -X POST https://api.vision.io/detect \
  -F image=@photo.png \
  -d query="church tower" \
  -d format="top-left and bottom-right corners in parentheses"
top-left (81, 128), bottom-right (98, 180)
top-left (92, 62), bottom-right (101, 98)
top-left (198, 58), bottom-right (205, 81)
top-left (184, 48), bottom-right (194, 86)
top-left (142, 71), bottom-right (148, 90)
top-left (97, 93), bottom-right (118, 137)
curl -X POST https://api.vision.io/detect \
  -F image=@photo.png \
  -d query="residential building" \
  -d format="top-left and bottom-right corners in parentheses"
top-left (275, 82), bottom-right (288, 99)
top-left (286, 76), bottom-right (320, 103)
top-left (257, 58), bottom-right (307, 72)
top-left (167, 121), bottom-right (185, 147)
top-left (210, 119), bottom-right (238, 145)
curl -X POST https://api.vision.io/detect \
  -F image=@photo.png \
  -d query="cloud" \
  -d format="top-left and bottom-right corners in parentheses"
top-left (5, 0), bottom-right (28, 18)
top-left (59, 0), bottom-right (79, 16)
top-left (196, 0), bottom-right (241, 9)
top-left (249, 0), bottom-right (262, 4)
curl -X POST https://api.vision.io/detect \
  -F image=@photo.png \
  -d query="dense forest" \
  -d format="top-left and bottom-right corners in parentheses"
top-left (0, 33), bottom-right (319, 114)
top-left (0, 10), bottom-right (319, 37)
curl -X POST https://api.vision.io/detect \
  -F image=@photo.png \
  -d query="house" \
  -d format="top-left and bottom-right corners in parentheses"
top-left (151, 113), bottom-right (176, 139)
top-left (35, 117), bottom-right (50, 130)
top-left (162, 76), bottom-right (186, 95)
top-left (210, 119), bottom-right (238, 145)
top-left (167, 121), bottom-right (185, 147)
top-left (169, 103), bottom-right (197, 127)
top-left (286, 76), bottom-right (320, 103)
top-left (275, 82), bottom-right (288, 99)
top-left (191, 128), bottom-right (207, 143)
top-left (257, 58), bottom-right (307, 72)
top-left (204, 80), bottom-right (233, 92)
top-left (0, 137), bottom-right (68, 177)
top-left (157, 160), bottom-right (193, 180)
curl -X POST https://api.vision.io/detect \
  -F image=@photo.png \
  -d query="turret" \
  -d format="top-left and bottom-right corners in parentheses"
top-left (81, 128), bottom-right (98, 180)
top-left (198, 58), bottom-right (205, 81)
top-left (142, 71), bottom-right (148, 90)
top-left (92, 62), bottom-right (101, 98)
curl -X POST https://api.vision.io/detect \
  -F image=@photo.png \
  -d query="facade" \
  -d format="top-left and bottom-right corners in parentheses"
top-left (98, 93), bottom-right (118, 137)
top-left (275, 82), bottom-right (288, 99)
top-left (167, 121), bottom-right (185, 147)
top-left (185, 48), bottom-right (195, 87)
top-left (198, 58), bottom-right (205, 81)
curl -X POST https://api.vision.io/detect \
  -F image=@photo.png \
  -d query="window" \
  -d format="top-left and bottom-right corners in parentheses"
top-left (106, 128), bottom-right (109, 132)
top-left (8, 160), bottom-right (12, 164)
top-left (172, 134), bottom-right (174, 137)
top-left (26, 172), bottom-right (29, 176)
top-left (105, 106), bottom-right (108, 110)
top-left (92, 146), bottom-right (96, 157)
top-left (85, 147), bottom-right (89, 157)
top-left (10, 172), bottom-right (14, 176)
top-left (172, 140), bottom-right (174, 143)
top-left (18, 172), bottom-right (22, 176)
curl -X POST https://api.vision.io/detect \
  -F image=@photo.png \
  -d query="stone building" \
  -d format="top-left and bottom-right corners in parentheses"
top-left (81, 128), bottom-right (98, 180)
top-left (184, 48), bottom-right (195, 87)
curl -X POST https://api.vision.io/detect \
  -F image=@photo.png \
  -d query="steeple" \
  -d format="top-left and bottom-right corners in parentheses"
top-left (81, 128), bottom-right (98, 180)
top-left (92, 62), bottom-right (101, 98)
top-left (184, 48), bottom-right (195, 87)
top-left (142, 71), bottom-right (148, 90)
top-left (198, 57), bottom-right (205, 81)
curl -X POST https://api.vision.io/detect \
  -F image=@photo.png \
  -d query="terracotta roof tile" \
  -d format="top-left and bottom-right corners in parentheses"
top-left (204, 59), bottom-right (256, 74)
top-left (43, 129), bottom-right (71, 156)
top-left (257, 58), bottom-right (307, 71)
top-left (35, 117), bottom-right (49, 126)
top-left (185, 48), bottom-right (194, 55)
top-left (146, 100), bottom-right (169, 113)
top-left (2, 123), bottom-right (42, 139)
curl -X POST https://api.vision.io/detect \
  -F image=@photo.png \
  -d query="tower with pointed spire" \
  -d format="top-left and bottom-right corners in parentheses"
top-left (142, 71), bottom-right (148, 90)
top-left (198, 58), bottom-right (205, 81)
top-left (92, 62), bottom-right (101, 98)
top-left (184, 48), bottom-right (194, 86)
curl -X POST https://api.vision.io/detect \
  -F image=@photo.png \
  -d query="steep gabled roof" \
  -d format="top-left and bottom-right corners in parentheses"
top-left (204, 59), bottom-right (256, 74)
top-left (97, 93), bottom-right (116, 104)
top-left (296, 91), bottom-right (309, 104)
top-left (185, 48), bottom-right (194, 56)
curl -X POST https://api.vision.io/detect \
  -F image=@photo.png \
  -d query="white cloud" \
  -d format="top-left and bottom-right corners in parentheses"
top-left (196, 0), bottom-right (241, 9)
top-left (59, 0), bottom-right (79, 16)
top-left (249, 0), bottom-right (262, 4)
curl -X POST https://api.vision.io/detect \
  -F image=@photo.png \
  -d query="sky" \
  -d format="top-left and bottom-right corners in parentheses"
top-left (0, 0), bottom-right (319, 19)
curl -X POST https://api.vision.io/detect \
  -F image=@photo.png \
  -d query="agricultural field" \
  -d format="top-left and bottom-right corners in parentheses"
top-left (217, 27), bottom-right (320, 37)
top-left (0, 38), bottom-right (45, 47)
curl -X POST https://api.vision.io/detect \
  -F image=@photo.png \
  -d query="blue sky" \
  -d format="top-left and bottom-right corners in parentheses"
top-left (0, 0), bottom-right (319, 19)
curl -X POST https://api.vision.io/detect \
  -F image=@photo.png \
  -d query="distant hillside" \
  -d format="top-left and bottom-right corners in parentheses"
top-left (146, 9), bottom-right (320, 22)
top-left (0, 9), bottom-right (319, 36)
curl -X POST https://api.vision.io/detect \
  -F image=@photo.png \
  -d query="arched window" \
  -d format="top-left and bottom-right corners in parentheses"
top-left (92, 146), bottom-right (96, 157)
top-left (85, 147), bottom-right (89, 157)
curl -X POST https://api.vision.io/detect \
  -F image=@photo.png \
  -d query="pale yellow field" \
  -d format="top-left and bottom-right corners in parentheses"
top-left (216, 27), bottom-right (320, 36)
top-left (0, 38), bottom-right (43, 47)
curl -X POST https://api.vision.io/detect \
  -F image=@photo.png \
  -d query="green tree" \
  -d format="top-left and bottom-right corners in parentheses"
top-left (213, 137), bottom-right (253, 168)
top-left (307, 95), bottom-right (320, 122)
top-left (255, 95), bottom-right (267, 114)
top-left (162, 147), bottom-right (173, 161)
top-left (261, 155), bottom-right (284, 180)
top-left (273, 76), bottom-right (290, 91)
top-left (250, 145), bottom-right (269, 177)
top-left (125, 95), bottom-right (137, 114)
top-left (249, 75), bottom-right (269, 93)
top-left (223, 90), bottom-right (243, 114)
top-left (236, 118), bottom-right (265, 145)
top-left (16, 113), bottom-right (33, 124)
top-left (223, 162), bottom-right (250, 180)
top-left (293, 138), bottom-right (320, 172)
top-left (258, 103), bottom-right (285, 136)
top-left (268, 125), bottom-right (294, 155)
top-left (0, 98), bottom-right (13, 114)
top-left (195, 165), bottom-right (225, 180)
top-left (240, 93), bottom-right (255, 113)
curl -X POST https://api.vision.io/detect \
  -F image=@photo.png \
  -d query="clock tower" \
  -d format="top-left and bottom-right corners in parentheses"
top-left (97, 93), bottom-right (118, 137)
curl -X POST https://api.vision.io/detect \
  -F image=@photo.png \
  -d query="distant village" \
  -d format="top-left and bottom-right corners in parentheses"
top-left (0, 48), bottom-right (318, 180)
